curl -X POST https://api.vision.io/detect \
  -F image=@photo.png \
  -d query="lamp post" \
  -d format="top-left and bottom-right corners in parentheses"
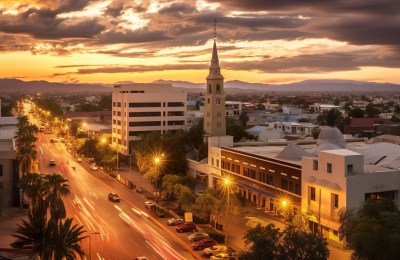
top-left (82, 122), bottom-right (89, 157)
top-left (89, 232), bottom-right (100, 260)
top-left (223, 177), bottom-right (232, 246)
top-left (153, 154), bottom-right (164, 202)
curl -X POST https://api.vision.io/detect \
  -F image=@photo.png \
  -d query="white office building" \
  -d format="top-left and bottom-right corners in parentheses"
top-left (112, 83), bottom-right (187, 155)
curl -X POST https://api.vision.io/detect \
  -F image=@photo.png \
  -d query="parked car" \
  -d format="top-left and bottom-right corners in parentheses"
top-left (210, 252), bottom-right (237, 260)
top-left (49, 159), bottom-right (56, 166)
top-left (167, 217), bottom-right (184, 226)
top-left (134, 257), bottom-right (148, 260)
top-left (188, 232), bottom-right (209, 242)
top-left (108, 193), bottom-right (121, 202)
top-left (144, 201), bottom-right (155, 209)
top-left (50, 138), bottom-right (59, 143)
top-left (76, 157), bottom-right (82, 162)
top-left (176, 222), bottom-right (197, 233)
top-left (203, 245), bottom-right (234, 257)
top-left (192, 238), bottom-right (217, 250)
top-left (90, 164), bottom-right (99, 170)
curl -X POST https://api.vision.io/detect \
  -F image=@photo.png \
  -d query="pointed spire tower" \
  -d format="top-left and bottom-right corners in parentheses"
top-left (204, 19), bottom-right (226, 136)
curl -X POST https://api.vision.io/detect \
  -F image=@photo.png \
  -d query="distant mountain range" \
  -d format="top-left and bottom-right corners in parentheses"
top-left (0, 78), bottom-right (399, 94)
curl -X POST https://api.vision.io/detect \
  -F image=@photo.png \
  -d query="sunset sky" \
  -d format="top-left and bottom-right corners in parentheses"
top-left (1, 0), bottom-right (399, 85)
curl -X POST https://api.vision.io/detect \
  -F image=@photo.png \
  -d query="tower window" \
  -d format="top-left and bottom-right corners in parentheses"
top-left (208, 98), bottom-right (210, 104)
top-left (216, 98), bottom-right (220, 104)
top-left (209, 84), bottom-right (212, 94)
top-left (216, 84), bottom-right (221, 94)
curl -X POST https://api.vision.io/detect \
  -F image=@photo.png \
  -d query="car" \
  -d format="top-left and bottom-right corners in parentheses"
top-left (144, 201), bottom-right (155, 209)
top-left (176, 222), bottom-right (197, 233)
top-left (192, 238), bottom-right (217, 250)
top-left (88, 157), bottom-right (96, 163)
top-left (203, 245), bottom-right (234, 257)
top-left (76, 157), bottom-right (82, 162)
top-left (195, 191), bottom-right (204, 197)
top-left (90, 164), bottom-right (98, 170)
top-left (108, 193), bottom-right (121, 202)
top-left (210, 252), bottom-right (237, 260)
top-left (49, 159), bottom-right (56, 166)
top-left (167, 217), bottom-right (184, 226)
top-left (134, 257), bottom-right (148, 260)
top-left (50, 138), bottom-right (59, 143)
top-left (188, 232), bottom-right (209, 242)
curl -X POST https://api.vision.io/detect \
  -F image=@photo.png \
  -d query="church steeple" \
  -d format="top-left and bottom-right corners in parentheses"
top-left (204, 19), bottom-right (226, 136)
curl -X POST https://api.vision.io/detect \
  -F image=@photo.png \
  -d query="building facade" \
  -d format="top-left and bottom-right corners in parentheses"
top-left (112, 84), bottom-right (187, 155)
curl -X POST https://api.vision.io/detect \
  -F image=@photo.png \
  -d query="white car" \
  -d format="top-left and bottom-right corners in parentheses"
top-left (144, 201), bottom-right (155, 209)
top-left (90, 164), bottom-right (99, 170)
top-left (167, 217), bottom-right (184, 226)
top-left (203, 245), bottom-right (232, 257)
top-left (188, 232), bottom-right (209, 242)
top-left (76, 157), bottom-right (82, 162)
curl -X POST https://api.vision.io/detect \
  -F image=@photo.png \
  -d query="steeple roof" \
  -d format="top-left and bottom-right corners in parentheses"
top-left (207, 39), bottom-right (224, 80)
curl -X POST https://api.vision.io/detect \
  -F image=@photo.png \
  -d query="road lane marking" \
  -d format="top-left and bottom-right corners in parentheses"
top-left (83, 197), bottom-right (95, 211)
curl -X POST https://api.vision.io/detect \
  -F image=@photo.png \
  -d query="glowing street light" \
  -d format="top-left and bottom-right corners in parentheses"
top-left (221, 176), bottom-right (233, 246)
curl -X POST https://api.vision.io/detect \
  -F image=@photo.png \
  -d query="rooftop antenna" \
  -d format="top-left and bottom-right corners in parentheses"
top-left (214, 18), bottom-right (217, 42)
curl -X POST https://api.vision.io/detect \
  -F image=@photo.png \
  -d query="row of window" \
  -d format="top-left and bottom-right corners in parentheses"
top-left (313, 160), bottom-right (354, 174)
top-left (129, 121), bottom-right (185, 127)
top-left (222, 161), bottom-right (301, 195)
top-left (309, 186), bottom-right (339, 208)
top-left (112, 102), bottom-right (185, 108)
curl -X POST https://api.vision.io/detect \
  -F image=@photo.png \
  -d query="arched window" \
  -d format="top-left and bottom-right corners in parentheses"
top-left (208, 84), bottom-right (212, 94)
top-left (216, 84), bottom-right (221, 94)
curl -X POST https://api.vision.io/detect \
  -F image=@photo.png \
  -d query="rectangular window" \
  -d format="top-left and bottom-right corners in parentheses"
top-left (332, 193), bottom-right (339, 208)
top-left (129, 112), bottom-right (161, 117)
top-left (347, 164), bottom-right (353, 174)
top-left (281, 179), bottom-right (288, 190)
top-left (167, 102), bottom-right (185, 107)
top-left (167, 111), bottom-right (185, 116)
top-left (0, 182), bottom-right (3, 189)
top-left (117, 102), bottom-right (121, 107)
top-left (129, 121), bottom-right (161, 127)
top-left (216, 160), bottom-right (219, 168)
top-left (167, 120), bottom-right (184, 126)
top-left (327, 163), bottom-right (332, 173)
top-left (310, 186), bottom-right (316, 201)
top-left (112, 102), bottom-right (116, 107)
top-left (0, 165), bottom-right (3, 177)
top-left (313, 160), bottom-right (318, 170)
top-left (129, 102), bottom-right (161, 107)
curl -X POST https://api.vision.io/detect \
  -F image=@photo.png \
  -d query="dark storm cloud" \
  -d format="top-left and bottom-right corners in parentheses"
top-left (158, 2), bottom-right (197, 16)
top-left (105, 0), bottom-right (125, 18)
top-left (0, 1), bottom-right (105, 39)
top-left (207, 0), bottom-right (400, 46)
top-left (98, 29), bottom-right (171, 44)
top-left (223, 51), bottom-right (400, 73)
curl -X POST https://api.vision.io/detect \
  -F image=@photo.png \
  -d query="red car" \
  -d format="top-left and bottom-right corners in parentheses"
top-left (192, 238), bottom-right (217, 250)
top-left (176, 222), bottom-right (197, 233)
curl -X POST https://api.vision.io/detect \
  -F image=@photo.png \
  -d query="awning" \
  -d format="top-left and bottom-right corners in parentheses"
top-left (237, 181), bottom-right (276, 198)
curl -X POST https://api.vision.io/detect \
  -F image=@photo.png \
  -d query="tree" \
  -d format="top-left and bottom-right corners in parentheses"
top-left (193, 189), bottom-right (220, 222)
top-left (365, 103), bottom-right (380, 117)
top-left (280, 226), bottom-right (329, 260)
top-left (43, 174), bottom-right (70, 222)
top-left (18, 173), bottom-right (46, 210)
top-left (239, 111), bottom-right (249, 129)
top-left (326, 109), bottom-right (341, 127)
top-left (241, 223), bottom-right (329, 260)
top-left (339, 199), bottom-right (400, 260)
top-left (241, 224), bottom-right (282, 260)
top-left (311, 127), bottom-right (321, 139)
top-left (348, 107), bottom-right (364, 118)
top-left (175, 184), bottom-right (195, 211)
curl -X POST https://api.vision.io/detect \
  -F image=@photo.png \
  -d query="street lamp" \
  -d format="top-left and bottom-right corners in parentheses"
top-left (89, 232), bottom-right (100, 260)
top-left (222, 176), bottom-right (233, 246)
top-left (153, 154), bottom-right (165, 202)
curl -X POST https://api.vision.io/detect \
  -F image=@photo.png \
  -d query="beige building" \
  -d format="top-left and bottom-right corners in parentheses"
top-left (112, 84), bottom-right (187, 155)
top-left (0, 117), bottom-right (18, 208)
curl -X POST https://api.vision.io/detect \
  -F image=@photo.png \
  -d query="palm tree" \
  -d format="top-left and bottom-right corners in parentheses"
top-left (12, 207), bottom-right (87, 259)
top-left (18, 173), bottom-right (46, 209)
top-left (15, 115), bottom-right (38, 178)
top-left (52, 218), bottom-right (87, 260)
top-left (43, 174), bottom-right (70, 222)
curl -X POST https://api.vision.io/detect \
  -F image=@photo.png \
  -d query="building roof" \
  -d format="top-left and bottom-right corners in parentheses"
top-left (317, 126), bottom-right (345, 148)
top-left (349, 118), bottom-right (393, 128)
top-left (276, 143), bottom-right (310, 161)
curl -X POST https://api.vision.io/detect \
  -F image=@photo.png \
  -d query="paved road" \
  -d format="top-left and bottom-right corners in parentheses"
top-left (36, 132), bottom-right (199, 260)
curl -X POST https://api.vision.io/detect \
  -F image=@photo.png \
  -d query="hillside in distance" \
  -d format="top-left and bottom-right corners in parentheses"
top-left (1, 78), bottom-right (400, 94)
